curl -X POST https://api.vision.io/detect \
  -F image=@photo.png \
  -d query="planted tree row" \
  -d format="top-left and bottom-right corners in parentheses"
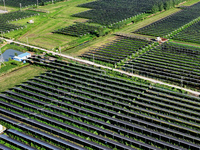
top-left (134, 2), bottom-right (200, 37)
top-left (122, 42), bottom-right (200, 89)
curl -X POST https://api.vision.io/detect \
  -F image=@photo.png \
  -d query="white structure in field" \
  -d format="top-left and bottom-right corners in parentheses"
top-left (0, 124), bottom-right (5, 134)
top-left (28, 20), bottom-right (34, 24)
top-left (0, 10), bottom-right (7, 14)
top-left (156, 37), bottom-right (161, 42)
top-left (13, 52), bottom-right (31, 61)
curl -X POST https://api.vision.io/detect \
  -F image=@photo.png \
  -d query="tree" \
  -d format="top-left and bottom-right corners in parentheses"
top-left (158, 2), bottom-right (164, 11)
top-left (164, 1), bottom-right (170, 10)
top-left (14, 52), bottom-right (18, 56)
top-left (152, 4), bottom-right (159, 13)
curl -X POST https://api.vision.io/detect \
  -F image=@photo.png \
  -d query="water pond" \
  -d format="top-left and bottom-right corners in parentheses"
top-left (0, 49), bottom-right (23, 62)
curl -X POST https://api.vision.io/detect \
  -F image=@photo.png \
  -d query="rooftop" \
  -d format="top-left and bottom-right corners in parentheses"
top-left (17, 52), bottom-right (31, 58)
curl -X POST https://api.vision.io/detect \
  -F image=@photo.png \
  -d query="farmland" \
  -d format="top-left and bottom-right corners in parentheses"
top-left (0, 11), bottom-right (38, 33)
top-left (3, 0), bottom-right (96, 49)
top-left (0, 65), bottom-right (47, 92)
top-left (1, 58), bottom-right (200, 150)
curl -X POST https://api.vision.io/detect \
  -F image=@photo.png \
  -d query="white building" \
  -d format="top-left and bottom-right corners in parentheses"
top-left (0, 124), bottom-right (6, 134)
top-left (13, 52), bottom-right (31, 61)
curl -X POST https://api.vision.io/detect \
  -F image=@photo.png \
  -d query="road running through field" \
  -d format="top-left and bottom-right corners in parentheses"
top-left (2, 37), bottom-right (200, 96)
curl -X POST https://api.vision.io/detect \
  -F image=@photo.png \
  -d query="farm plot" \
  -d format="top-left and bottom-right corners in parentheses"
top-left (1, 58), bottom-right (200, 149)
top-left (0, 0), bottom-right (63, 7)
top-left (122, 42), bottom-right (200, 89)
top-left (73, 0), bottom-right (186, 26)
top-left (80, 36), bottom-right (151, 66)
top-left (0, 11), bottom-right (37, 33)
top-left (173, 20), bottom-right (200, 44)
top-left (134, 2), bottom-right (200, 37)
top-left (53, 23), bottom-right (103, 37)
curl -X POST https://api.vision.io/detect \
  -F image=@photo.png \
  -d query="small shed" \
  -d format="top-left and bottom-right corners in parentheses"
top-left (156, 37), bottom-right (161, 42)
top-left (156, 37), bottom-right (168, 43)
top-left (13, 52), bottom-right (31, 61)
top-left (28, 20), bottom-right (34, 24)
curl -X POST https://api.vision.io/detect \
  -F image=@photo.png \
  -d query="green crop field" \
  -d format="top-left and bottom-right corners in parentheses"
top-left (3, 0), bottom-right (95, 49)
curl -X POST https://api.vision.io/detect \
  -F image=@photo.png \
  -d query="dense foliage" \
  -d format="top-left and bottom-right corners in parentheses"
top-left (0, 11), bottom-right (37, 33)
top-left (73, 0), bottom-right (187, 26)
top-left (134, 2), bottom-right (200, 37)
top-left (53, 23), bottom-right (105, 37)
top-left (1, 59), bottom-right (200, 149)
top-left (0, 0), bottom-right (64, 7)
top-left (122, 42), bottom-right (200, 89)
top-left (173, 20), bottom-right (200, 44)
top-left (81, 36), bottom-right (151, 65)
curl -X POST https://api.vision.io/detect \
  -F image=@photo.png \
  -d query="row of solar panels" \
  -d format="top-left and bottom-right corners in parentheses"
top-left (30, 57), bottom-right (200, 101)
top-left (0, 116), bottom-right (85, 150)
top-left (26, 77), bottom-right (200, 137)
top-left (1, 82), bottom-right (200, 150)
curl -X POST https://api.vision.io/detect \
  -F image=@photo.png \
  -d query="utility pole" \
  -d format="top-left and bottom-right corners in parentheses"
top-left (0, 47), bottom-right (6, 68)
top-left (93, 54), bottom-right (94, 65)
top-left (3, 0), bottom-right (6, 11)
top-left (37, 0), bottom-right (38, 7)
top-left (132, 64), bottom-right (133, 74)
top-left (26, 37), bottom-right (28, 45)
top-left (181, 76), bottom-right (183, 87)
top-left (59, 46), bottom-right (61, 57)
top-left (20, 3), bottom-right (22, 11)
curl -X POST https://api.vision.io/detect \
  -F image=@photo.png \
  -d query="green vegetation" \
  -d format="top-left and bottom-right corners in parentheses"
top-left (4, 0), bottom-right (95, 50)
top-left (1, 44), bottom-right (28, 53)
top-left (0, 60), bottom-right (27, 76)
top-left (0, 65), bottom-right (47, 92)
